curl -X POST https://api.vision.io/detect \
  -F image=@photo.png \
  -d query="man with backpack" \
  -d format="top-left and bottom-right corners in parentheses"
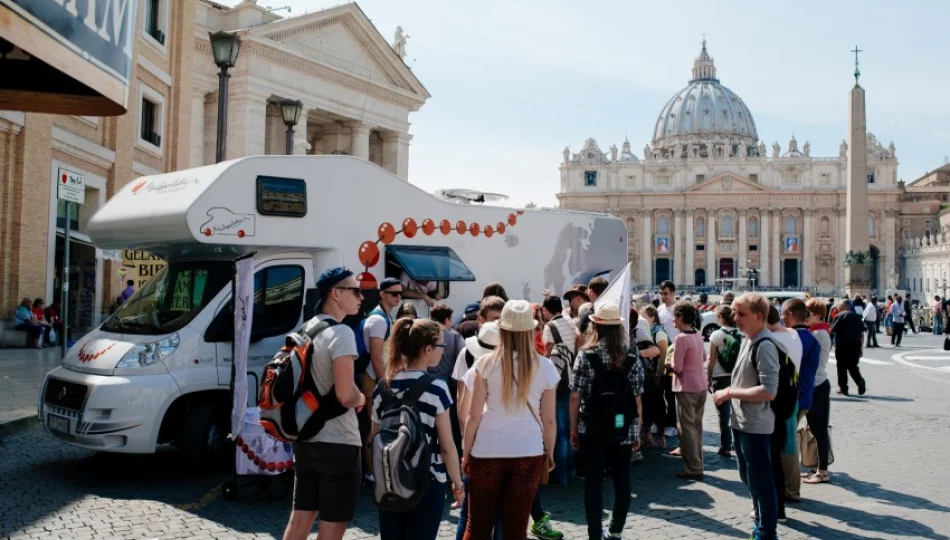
top-left (283, 267), bottom-right (366, 540)
top-left (713, 293), bottom-right (783, 540)
top-left (356, 277), bottom-right (401, 485)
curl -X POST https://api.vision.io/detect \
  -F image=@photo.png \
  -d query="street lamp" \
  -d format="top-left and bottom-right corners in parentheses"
top-left (209, 30), bottom-right (242, 163)
top-left (280, 99), bottom-right (304, 155)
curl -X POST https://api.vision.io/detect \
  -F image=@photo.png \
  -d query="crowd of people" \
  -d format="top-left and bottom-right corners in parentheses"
top-left (279, 267), bottom-right (893, 540)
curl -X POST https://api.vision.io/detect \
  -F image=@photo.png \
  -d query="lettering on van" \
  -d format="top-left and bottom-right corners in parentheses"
top-left (131, 176), bottom-right (200, 195)
top-left (199, 207), bottom-right (256, 239)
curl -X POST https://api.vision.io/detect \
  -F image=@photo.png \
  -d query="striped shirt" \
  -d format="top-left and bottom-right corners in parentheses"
top-left (371, 370), bottom-right (453, 483)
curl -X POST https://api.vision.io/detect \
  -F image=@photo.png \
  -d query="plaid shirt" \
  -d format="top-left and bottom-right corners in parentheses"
top-left (570, 341), bottom-right (645, 445)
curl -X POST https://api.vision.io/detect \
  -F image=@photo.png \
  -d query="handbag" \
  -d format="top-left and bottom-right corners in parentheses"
top-left (797, 425), bottom-right (834, 468)
top-left (943, 336), bottom-right (950, 351)
top-left (524, 398), bottom-right (553, 485)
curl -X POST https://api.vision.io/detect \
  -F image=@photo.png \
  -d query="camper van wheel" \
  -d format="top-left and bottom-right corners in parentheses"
top-left (222, 480), bottom-right (240, 501)
top-left (182, 402), bottom-right (226, 471)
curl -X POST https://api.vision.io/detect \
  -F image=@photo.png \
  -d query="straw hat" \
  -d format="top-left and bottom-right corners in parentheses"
top-left (590, 302), bottom-right (624, 326)
top-left (465, 322), bottom-right (500, 358)
top-left (497, 299), bottom-right (538, 332)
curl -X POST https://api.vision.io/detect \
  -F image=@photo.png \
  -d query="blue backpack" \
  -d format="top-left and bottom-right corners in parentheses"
top-left (355, 307), bottom-right (391, 377)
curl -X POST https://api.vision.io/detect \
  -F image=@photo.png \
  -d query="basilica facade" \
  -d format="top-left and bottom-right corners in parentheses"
top-left (557, 41), bottom-right (903, 293)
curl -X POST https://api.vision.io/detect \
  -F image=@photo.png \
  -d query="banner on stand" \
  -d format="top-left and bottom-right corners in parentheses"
top-left (231, 257), bottom-right (255, 438)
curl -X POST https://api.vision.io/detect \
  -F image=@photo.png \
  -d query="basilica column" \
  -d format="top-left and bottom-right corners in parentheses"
top-left (772, 209), bottom-right (781, 287)
top-left (738, 210), bottom-right (748, 283)
top-left (707, 211), bottom-right (716, 287)
top-left (685, 210), bottom-right (695, 286)
top-left (641, 210), bottom-right (652, 285)
top-left (674, 209), bottom-right (685, 285)
top-left (802, 210), bottom-right (813, 288)
top-left (760, 209), bottom-right (771, 286)
top-left (885, 209), bottom-right (898, 289)
top-left (226, 87), bottom-right (268, 159)
top-left (836, 208), bottom-right (846, 290)
top-left (348, 122), bottom-right (372, 160)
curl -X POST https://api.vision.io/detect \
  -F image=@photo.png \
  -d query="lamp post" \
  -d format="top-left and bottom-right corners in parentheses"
top-left (280, 99), bottom-right (304, 155)
top-left (209, 31), bottom-right (242, 163)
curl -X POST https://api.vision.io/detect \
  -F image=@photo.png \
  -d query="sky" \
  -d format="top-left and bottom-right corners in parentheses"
top-left (222, 0), bottom-right (950, 207)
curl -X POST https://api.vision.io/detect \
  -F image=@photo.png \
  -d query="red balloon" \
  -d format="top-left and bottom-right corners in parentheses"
top-left (378, 222), bottom-right (396, 244)
top-left (402, 218), bottom-right (418, 238)
top-left (422, 218), bottom-right (435, 235)
top-left (517, 210), bottom-right (525, 215)
top-left (241, 444), bottom-right (249, 453)
top-left (456, 220), bottom-right (467, 235)
top-left (497, 223), bottom-right (507, 234)
top-left (258, 460), bottom-right (267, 470)
top-left (508, 213), bottom-right (517, 226)
top-left (286, 460), bottom-right (295, 470)
top-left (234, 436), bottom-right (244, 447)
top-left (470, 222), bottom-right (480, 236)
top-left (267, 462), bottom-right (277, 472)
top-left (439, 220), bottom-right (452, 235)
top-left (247, 450), bottom-right (256, 460)
top-left (277, 462), bottom-right (286, 472)
top-left (357, 272), bottom-right (378, 289)
top-left (358, 241), bottom-right (380, 267)
top-left (484, 225), bottom-right (494, 238)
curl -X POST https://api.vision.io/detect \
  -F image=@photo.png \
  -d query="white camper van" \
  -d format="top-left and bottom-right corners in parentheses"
top-left (39, 156), bottom-right (626, 463)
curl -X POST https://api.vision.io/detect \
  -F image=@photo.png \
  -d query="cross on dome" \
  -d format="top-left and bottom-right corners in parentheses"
top-left (692, 39), bottom-right (717, 82)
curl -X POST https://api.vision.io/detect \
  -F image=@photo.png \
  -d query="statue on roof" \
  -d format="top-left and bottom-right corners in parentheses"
top-left (888, 141), bottom-right (896, 159)
top-left (772, 141), bottom-right (780, 158)
top-left (563, 146), bottom-right (570, 164)
top-left (393, 26), bottom-right (409, 59)
top-left (840, 139), bottom-right (848, 158)
top-left (644, 144), bottom-right (652, 159)
top-left (803, 141), bottom-right (811, 157)
top-left (758, 141), bottom-right (766, 157)
top-left (609, 144), bottom-right (618, 162)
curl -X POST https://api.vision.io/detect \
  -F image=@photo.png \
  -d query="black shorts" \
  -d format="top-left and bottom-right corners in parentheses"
top-left (292, 441), bottom-right (361, 522)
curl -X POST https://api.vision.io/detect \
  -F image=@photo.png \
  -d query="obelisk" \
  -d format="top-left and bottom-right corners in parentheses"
top-left (845, 45), bottom-right (871, 296)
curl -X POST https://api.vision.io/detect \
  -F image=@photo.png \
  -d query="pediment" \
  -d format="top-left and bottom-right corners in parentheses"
top-left (249, 4), bottom-right (429, 99)
top-left (685, 172), bottom-right (769, 193)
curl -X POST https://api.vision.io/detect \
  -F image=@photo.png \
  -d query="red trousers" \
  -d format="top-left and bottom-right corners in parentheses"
top-left (463, 455), bottom-right (544, 540)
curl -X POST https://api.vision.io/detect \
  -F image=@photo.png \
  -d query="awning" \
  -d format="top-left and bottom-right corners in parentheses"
top-left (386, 245), bottom-right (476, 282)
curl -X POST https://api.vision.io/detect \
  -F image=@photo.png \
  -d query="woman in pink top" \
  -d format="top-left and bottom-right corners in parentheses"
top-left (671, 300), bottom-right (707, 479)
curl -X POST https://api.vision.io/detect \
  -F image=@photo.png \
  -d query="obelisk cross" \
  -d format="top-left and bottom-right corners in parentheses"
top-left (852, 45), bottom-right (863, 84)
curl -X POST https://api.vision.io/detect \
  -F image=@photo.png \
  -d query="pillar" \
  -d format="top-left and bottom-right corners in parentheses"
top-left (707, 211), bottom-right (716, 287)
top-left (226, 86), bottom-right (268, 159)
top-left (641, 210), bottom-right (652, 286)
top-left (320, 123), bottom-right (348, 154)
top-left (674, 209), bottom-right (685, 285)
top-left (349, 122), bottom-right (371, 160)
top-left (738, 210), bottom-right (748, 283)
top-left (885, 209), bottom-right (897, 288)
top-left (685, 210), bottom-right (695, 286)
top-left (264, 104), bottom-right (284, 155)
top-left (760, 209), bottom-right (770, 286)
top-left (802, 210), bottom-right (812, 287)
top-left (772, 210), bottom-right (781, 287)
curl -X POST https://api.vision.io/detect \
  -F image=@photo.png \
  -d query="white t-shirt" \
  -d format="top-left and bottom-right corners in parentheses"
top-left (658, 303), bottom-right (680, 341)
top-left (709, 326), bottom-right (737, 378)
top-left (465, 352), bottom-right (560, 458)
top-left (451, 348), bottom-right (470, 382)
top-left (769, 327), bottom-right (802, 371)
top-left (300, 314), bottom-right (360, 446)
top-left (361, 308), bottom-right (391, 380)
top-left (542, 315), bottom-right (578, 353)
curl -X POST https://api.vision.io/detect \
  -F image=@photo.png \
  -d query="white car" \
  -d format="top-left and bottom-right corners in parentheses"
top-left (700, 310), bottom-right (720, 341)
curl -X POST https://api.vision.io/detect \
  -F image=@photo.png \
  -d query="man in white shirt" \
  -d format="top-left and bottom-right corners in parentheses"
top-left (541, 295), bottom-right (578, 356)
top-left (863, 296), bottom-right (879, 348)
top-left (658, 280), bottom-right (680, 341)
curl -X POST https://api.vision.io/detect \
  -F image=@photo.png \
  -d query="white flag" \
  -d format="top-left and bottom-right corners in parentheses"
top-left (231, 257), bottom-right (255, 438)
top-left (595, 262), bottom-right (632, 324)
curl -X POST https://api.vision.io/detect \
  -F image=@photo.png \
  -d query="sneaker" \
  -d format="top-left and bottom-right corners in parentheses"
top-left (858, 381), bottom-right (867, 396)
top-left (602, 531), bottom-right (622, 539)
top-left (530, 514), bottom-right (564, 540)
top-left (362, 473), bottom-right (375, 485)
top-left (664, 427), bottom-right (677, 437)
top-left (630, 450), bottom-right (644, 463)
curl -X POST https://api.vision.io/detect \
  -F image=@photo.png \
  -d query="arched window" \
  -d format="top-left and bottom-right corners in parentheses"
top-left (721, 215), bottom-right (734, 235)
top-left (657, 215), bottom-right (670, 234)
top-left (748, 218), bottom-right (758, 237)
top-left (820, 216), bottom-right (830, 236)
top-left (869, 216), bottom-right (876, 237)
top-left (695, 218), bottom-right (705, 237)
top-left (626, 217), bottom-right (636, 237)
top-left (785, 215), bottom-right (798, 235)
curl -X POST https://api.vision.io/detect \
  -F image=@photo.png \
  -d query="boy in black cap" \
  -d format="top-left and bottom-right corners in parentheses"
top-left (283, 267), bottom-right (366, 540)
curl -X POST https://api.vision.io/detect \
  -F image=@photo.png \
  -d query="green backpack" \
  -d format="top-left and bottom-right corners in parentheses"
top-left (717, 328), bottom-right (743, 373)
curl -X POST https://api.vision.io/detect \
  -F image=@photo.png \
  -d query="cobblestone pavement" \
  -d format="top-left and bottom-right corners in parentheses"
top-left (2, 334), bottom-right (950, 539)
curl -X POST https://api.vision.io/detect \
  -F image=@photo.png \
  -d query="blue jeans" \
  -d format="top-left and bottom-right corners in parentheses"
top-left (455, 476), bottom-right (502, 540)
top-left (550, 392), bottom-right (575, 485)
top-left (379, 480), bottom-right (447, 540)
top-left (734, 429), bottom-right (778, 540)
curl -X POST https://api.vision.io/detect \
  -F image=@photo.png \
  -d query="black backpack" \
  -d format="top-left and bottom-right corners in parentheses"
top-left (581, 349), bottom-right (638, 446)
top-left (546, 321), bottom-right (575, 395)
top-left (372, 374), bottom-right (435, 512)
top-left (751, 337), bottom-right (799, 421)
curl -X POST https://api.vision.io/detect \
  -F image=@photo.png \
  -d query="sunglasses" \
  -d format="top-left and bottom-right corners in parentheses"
top-left (432, 343), bottom-right (446, 349)
top-left (382, 290), bottom-right (403, 297)
top-left (334, 286), bottom-right (363, 296)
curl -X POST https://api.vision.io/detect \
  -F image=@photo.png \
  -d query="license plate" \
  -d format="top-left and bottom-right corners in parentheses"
top-left (47, 414), bottom-right (69, 434)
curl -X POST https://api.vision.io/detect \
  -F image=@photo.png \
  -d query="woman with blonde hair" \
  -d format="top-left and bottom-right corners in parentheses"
top-left (371, 318), bottom-right (464, 540)
top-left (462, 300), bottom-right (560, 540)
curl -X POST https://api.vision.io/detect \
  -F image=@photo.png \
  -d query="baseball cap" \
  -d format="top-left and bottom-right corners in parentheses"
top-left (379, 277), bottom-right (401, 291)
top-left (315, 266), bottom-right (354, 311)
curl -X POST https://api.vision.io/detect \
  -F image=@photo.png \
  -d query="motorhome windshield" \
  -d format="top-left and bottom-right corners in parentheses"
top-left (102, 261), bottom-right (233, 335)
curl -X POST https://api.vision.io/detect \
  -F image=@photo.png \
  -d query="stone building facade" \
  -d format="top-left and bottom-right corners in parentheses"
top-left (558, 42), bottom-right (908, 293)
top-left (900, 164), bottom-right (950, 300)
top-left (0, 0), bottom-right (428, 330)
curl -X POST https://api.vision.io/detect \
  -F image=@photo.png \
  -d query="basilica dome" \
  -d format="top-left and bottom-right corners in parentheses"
top-left (652, 41), bottom-right (759, 158)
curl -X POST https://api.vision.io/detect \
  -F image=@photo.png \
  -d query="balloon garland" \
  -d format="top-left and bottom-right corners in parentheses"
top-left (356, 210), bottom-right (525, 288)
top-left (233, 435), bottom-right (292, 473)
